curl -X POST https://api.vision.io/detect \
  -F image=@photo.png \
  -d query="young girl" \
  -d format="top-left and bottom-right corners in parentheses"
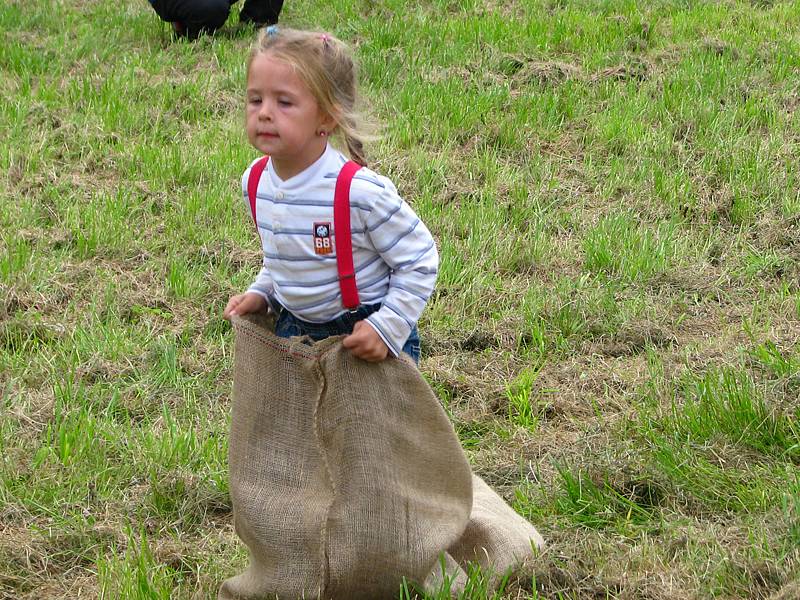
top-left (223, 26), bottom-right (437, 364)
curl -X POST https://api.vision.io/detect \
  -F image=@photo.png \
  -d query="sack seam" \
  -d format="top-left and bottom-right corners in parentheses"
top-left (234, 318), bottom-right (337, 594)
top-left (312, 355), bottom-right (335, 595)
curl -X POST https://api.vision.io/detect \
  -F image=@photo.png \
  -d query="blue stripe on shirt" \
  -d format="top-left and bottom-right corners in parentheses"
top-left (256, 194), bottom-right (374, 211)
top-left (412, 266), bottom-right (438, 275)
top-left (323, 172), bottom-right (386, 189)
top-left (392, 240), bottom-right (436, 269)
top-left (258, 222), bottom-right (368, 236)
top-left (389, 281), bottom-right (431, 302)
top-left (365, 316), bottom-right (400, 355)
top-left (272, 255), bottom-right (383, 288)
top-left (248, 284), bottom-right (272, 295)
top-left (375, 219), bottom-right (420, 253)
top-left (264, 251), bottom-right (337, 262)
top-left (367, 200), bottom-right (403, 232)
top-left (357, 271), bottom-right (391, 291)
top-left (383, 301), bottom-right (416, 328)
top-left (280, 271), bottom-right (390, 313)
top-left (282, 288), bottom-right (343, 312)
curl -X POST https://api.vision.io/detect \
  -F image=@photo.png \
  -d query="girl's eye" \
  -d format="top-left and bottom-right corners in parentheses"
top-left (248, 97), bottom-right (261, 105)
top-left (278, 99), bottom-right (292, 107)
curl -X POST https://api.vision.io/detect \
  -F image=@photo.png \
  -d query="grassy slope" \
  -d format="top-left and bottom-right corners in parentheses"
top-left (1, 0), bottom-right (799, 598)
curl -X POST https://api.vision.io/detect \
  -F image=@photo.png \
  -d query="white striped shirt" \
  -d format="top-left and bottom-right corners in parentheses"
top-left (243, 144), bottom-right (438, 356)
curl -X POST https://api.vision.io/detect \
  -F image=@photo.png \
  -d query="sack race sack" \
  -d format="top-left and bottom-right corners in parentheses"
top-left (220, 313), bottom-right (544, 600)
top-left (429, 475), bottom-right (546, 591)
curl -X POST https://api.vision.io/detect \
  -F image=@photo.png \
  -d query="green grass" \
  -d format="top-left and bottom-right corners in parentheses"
top-left (3, 0), bottom-right (800, 598)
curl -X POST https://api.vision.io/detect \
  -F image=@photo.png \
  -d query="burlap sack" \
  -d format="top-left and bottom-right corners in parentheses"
top-left (429, 475), bottom-right (546, 591)
top-left (220, 313), bottom-right (543, 600)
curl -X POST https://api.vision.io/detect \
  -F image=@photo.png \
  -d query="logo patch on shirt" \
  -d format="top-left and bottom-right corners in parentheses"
top-left (313, 222), bottom-right (333, 255)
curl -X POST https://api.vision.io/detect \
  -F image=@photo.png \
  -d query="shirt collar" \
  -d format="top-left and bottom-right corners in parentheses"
top-left (266, 143), bottom-right (343, 190)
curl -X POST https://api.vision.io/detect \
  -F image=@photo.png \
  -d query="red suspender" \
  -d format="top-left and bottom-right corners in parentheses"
top-left (246, 156), bottom-right (270, 228)
top-left (245, 156), bottom-right (362, 310)
top-left (334, 161), bottom-right (362, 310)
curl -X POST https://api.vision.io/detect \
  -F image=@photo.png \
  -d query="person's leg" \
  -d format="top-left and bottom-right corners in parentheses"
top-left (238, 0), bottom-right (283, 26)
top-left (148, 0), bottom-right (231, 38)
top-left (273, 308), bottom-right (305, 339)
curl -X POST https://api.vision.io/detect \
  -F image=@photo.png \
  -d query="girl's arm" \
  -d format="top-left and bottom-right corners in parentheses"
top-left (223, 291), bottom-right (267, 319)
top-left (342, 320), bottom-right (389, 361)
top-left (223, 261), bottom-right (273, 319)
top-left (361, 183), bottom-right (439, 356)
top-left (246, 262), bottom-right (274, 303)
top-left (224, 161), bottom-right (275, 317)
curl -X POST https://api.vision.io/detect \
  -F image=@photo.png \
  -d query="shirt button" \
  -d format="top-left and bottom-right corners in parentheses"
top-left (276, 191), bottom-right (284, 200)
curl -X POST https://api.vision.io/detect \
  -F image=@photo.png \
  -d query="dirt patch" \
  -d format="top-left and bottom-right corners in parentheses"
top-left (587, 320), bottom-right (677, 358)
top-left (513, 529), bottom-right (675, 600)
top-left (511, 59), bottom-right (581, 87)
top-left (522, 355), bottom-right (646, 424)
top-left (0, 317), bottom-right (66, 354)
top-left (591, 57), bottom-right (652, 83)
top-left (424, 348), bottom-right (516, 413)
top-left (146, 471), bottom-right (232, 528)
top-left (0, 524), bottom-right (121, 592)
top-left (700, 37), bottom-right (741, 60)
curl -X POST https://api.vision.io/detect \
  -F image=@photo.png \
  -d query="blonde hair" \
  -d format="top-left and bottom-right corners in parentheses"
top-left (247, 27), bottom-right (369, 166)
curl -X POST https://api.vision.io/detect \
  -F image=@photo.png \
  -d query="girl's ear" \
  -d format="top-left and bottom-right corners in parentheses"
top-left (319, 111), bottom-right (338, 135)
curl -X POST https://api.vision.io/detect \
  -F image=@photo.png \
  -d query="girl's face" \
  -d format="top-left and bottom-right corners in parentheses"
top-left (246, 52), bottom-right (333, 179)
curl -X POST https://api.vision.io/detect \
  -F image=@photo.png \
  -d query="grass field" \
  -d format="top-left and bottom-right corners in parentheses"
top-left (2, 0), bottom-right (800, 598)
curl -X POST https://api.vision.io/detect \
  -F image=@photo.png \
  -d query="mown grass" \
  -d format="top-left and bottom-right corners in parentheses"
top-left (2, 0), bottom-right (800, 598)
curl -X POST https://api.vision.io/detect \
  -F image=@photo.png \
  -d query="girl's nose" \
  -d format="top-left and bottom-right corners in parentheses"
top-left (259, 102), bottom-right (272, 120)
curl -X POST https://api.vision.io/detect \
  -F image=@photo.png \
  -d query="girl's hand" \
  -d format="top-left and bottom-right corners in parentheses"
top-left (224, 292), bottom-right (267, 320)
top-left (343, 320), bottom-right (389, 362)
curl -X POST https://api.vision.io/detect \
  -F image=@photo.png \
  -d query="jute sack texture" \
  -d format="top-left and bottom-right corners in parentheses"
top-left (220, 314), bottom-right (544, 600)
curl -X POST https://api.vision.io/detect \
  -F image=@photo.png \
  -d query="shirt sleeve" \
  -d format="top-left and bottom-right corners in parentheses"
top-left (361, 181), bottom-right (438, 356)
top-left (241, 164), bottom-right (274, 300)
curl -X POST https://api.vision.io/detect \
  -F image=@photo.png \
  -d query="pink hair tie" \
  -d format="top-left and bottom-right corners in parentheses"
top-left (320, 33), bottom-right (331, 47)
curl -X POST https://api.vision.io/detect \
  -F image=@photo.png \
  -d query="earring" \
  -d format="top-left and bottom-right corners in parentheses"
top-left (318, 131), bottom-right (327, 137)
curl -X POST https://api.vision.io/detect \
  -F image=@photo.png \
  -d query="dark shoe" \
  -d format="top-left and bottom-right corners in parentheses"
top-left (173, 20), bottom-right (211, 40)
top-left (172, 21), bottom-right (186, 36)
top-left (172, 21), bottom-right (202, 40)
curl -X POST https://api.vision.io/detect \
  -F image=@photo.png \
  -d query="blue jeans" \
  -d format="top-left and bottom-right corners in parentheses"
top-left (272, 302), bottom-right (421, 364)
